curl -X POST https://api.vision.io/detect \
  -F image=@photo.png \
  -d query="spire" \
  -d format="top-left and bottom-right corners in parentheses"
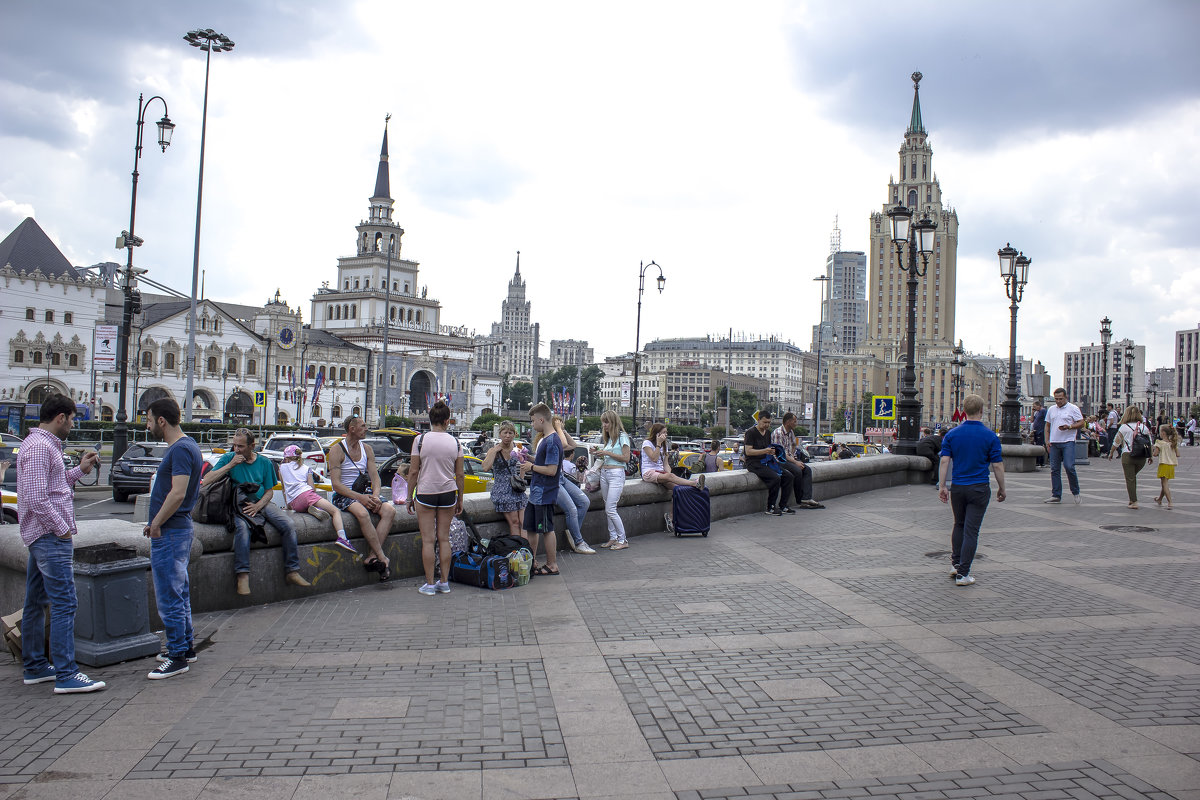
top-left (372, 113), bottom-right (391, 200)
top-left (907, 71), bottom-right (926, 134)
top-left (514, 250), bottom-right (520, 276)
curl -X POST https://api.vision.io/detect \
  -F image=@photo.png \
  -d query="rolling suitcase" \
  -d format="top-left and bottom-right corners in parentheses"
top-left (667, 485), bottom-right (710, 537)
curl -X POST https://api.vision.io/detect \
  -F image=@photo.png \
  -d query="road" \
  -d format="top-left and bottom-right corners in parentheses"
top-left (74, 493), bottom-right (138, 521)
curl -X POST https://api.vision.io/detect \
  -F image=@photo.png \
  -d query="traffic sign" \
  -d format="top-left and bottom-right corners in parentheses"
top-left (871, 396), bottom-right (896, 420)
top-left (253, 390), bottom-right (266, 408)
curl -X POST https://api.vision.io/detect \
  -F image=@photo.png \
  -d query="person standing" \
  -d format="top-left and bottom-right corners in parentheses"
top-left (1110, 406), bottom-right (1152, 509)
top-left (1153, 424), bottom-right (1180, 509)
top-left (406, 401), bottom-right (464, 595)
top-left (521, 404), bottom-right (564, 576)
top-left (743, 410), bottom-right (792, 515)
top-left (1187, 416), bottom-right (1197, 447)
top-left (203, 428), bottom-right (312, 594)
top-left (938, 394), bottom-right (1006, 586)
top-left (143, 397), bottom-right (203, 680)
top-left (1043, 388), bottom-right (1084, 504)
top-left (772, 412), bottom-right (823, 509)
top-left (1030, 400), bottom-right (1047, 467)
top-left (553, 417), bottom-right (596, 555)
top-left (1104, 403), bottom-right (1120, 456)
top-left (481, 421), bottom-right (527, 540)
top-left (591, 410), bottom-right (631, 549)
top-left (17, 394), bottom-right (105, 693)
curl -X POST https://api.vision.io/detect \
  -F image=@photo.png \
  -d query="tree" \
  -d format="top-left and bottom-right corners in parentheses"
top-left (509, 381), bottom-right (532, 410)
top-left (580, 365), bottom-right (603, 414)
top-left (709, 424), bottom-right (727, 439)
top-left (472, 412), bottom-right (512, 430)
top-left (383, 415), bottom-right (415, 428)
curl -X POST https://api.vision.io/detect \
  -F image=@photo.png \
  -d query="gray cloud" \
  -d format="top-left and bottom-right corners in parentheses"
top-left (785, 0), bottom-right (1200, 149)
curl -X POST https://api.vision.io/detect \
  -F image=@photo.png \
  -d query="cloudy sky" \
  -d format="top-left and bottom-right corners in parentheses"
top-left (2, 0), bottom-right (1197, 377)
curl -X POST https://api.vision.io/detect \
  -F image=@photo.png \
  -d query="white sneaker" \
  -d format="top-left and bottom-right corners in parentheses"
top-left (1072, 495), bottom-right (1082, 505)
top-left (418, 583), bottom-right (438, 595)
top-left (435, 581), bottom-right (451, 594)
top-left (955, 574), bottom-right (976, 586)
top-left (576, 543), bottom-right (596, 554)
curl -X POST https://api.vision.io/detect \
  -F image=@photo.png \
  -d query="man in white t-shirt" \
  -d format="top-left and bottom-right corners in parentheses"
top-left (1043, 387), bottom-right (1084, 504)
top-left (1103, 403), bottom-right (1119, 456)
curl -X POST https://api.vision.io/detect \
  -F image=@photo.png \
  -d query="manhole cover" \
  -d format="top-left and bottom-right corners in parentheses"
top-left (1099, 525), bottom-right (1156, 533)
top-left (925, 551), bottom-right (985, 561)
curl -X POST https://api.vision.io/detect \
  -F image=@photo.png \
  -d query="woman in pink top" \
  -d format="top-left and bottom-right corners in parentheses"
top-left (406, 401), bottom-right (465, 595)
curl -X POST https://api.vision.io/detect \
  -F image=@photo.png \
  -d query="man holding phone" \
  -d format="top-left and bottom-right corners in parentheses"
top-left (1044, 387), bottom-right (1084, 504)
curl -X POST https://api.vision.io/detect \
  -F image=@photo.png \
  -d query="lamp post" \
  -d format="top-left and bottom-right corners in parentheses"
top-left (221, 370), bottom-right (228, 423)
top-left (812, 274), bottom-right (831, 443)
top-left (113, 93), bottom-right (175, 464)
top-left (1124, 343), bottom-right (1134, 408)
top-left (182, 27), bottom-right (235, 423)
top-left (631, 260), bottom-right (665, 437)
top-left (886, 205), bottom-right (938, 454)
top-left (379, 238), bottom-right (395, 426)
top-left (1100, 317), bottom-right (1112, 411)
top-left (1150, 380), bottom-right (1159, 421)
top-left (997, 244), bottom-right (1031, 444)
top-left (951, 341), bottom-right (965, 417)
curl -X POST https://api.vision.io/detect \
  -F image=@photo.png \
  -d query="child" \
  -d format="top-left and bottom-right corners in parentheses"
top-left (390, 462), bottom-right (410, 508)
top-left (1153, 425), bottom-right (1180, 510)
top-left (279, 445), bottom-right (355, 552)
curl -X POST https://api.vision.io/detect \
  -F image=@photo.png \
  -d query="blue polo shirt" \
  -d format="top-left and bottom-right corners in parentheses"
top-left (939, 420), bottom-right (1003, 486)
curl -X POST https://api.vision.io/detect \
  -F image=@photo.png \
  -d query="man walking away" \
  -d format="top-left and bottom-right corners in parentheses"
top-left (1030, 401), bottom-right (1047, 467)
top-left (938, 394), bottom-right (1005, 586)
top-left (744, 410), bottom-right (793, 515)
top-left (1044, 388), bottom-right (1084, 504)
top-left (1104, 403), bottom-right (1119, 456)
top-left (17, 393), bottom-right (105, 694)
top-left (144, 397), bottom-right (204, 679)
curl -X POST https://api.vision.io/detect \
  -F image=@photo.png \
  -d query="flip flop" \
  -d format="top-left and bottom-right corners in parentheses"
top-left (377, 562), bottom-right (391, 582)
top-left (532, 564), bottom-right (560, 576)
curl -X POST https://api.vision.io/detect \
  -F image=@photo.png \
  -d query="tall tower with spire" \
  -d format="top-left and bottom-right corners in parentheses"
top-left (865, 71), bottom-right (959, 357)
top-left (485, 251), bottom-right (537, 378)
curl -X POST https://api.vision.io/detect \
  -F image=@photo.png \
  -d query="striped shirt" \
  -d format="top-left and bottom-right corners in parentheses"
top-left (16, 427), bottom-right (84, 545)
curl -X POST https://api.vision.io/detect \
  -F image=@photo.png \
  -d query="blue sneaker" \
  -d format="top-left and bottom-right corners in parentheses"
top-left (53, 672), bottom-right (106, 694)
top-left (23, 665), bottom-right (56, 685)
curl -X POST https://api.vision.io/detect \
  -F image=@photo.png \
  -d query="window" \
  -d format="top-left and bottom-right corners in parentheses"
top-left (141, 351), bottom-right (152, 369)
top-left (344, 280), bottom-right (350, 290)
top-left (64, 312), bottom-right (73, 324)
top-left (227, 357), bottom-right (237, 374)
top-left (45, 311), bottom-right (54, 323)
top-left (14, 350), bottom-right (23, 363)
top-left (364, 278), bottom-right (370, 289)
top-left (208, 356), bottom-right (218, 373)
top-left (50, 353), bottom-right (61, 366)
top-left (351, 305), bottom-right (357, 319)
top-left (104, 382), bottom-right (109, 392)
top-left (332, 404), bottom-right (342, 418)
top-left (354, 279), bottom-right (360, 289)
top-left (247, 359), bottom-right (257, 376)
top-left (339, 367), bottom-right (347, 382)
top-left (25, 308), bottom-right (34, 320)
top-left (390, 374), bottom-right (396, 386)
top-left (165, 353), bottom-right (175, 370)
top-left (307, 365), bottom-right (315, 379)
top-left (68, 354), bottom-right (78, 367)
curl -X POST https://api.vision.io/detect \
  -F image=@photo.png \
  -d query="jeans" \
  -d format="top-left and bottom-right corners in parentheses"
top-left (780, 461), bottom-right (813, 504)
top-left (1047, 441), bottom-right (1079, 498)
top-left (1032, 433), bottom-right (1045, 466)
top-left (600, 468), bottom-right (627, 543)
top-left (556, 474), bottom-right (590, 545)
top-left (150, 527), bottom-right (194, 658)
top-left (747, 461), bottom-right (793, 510)
top-left (1120, 453), bottom-right (1146, 503)
top-left (950, 483), bottom-right (990, 576)
top-left (22, 534), bottom-right (77, 677)
top-left (1104, 427), bottom-right (1118, 456)
top-left (233, 502), bottom-right (301, 574)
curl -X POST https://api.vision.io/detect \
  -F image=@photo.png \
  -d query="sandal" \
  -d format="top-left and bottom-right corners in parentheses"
top-left (363, 557), bottom-right (382, 573)
top-left (532, 564), bottom-right (560, 576)
top-left (377, 562), bottom-right (391, 582)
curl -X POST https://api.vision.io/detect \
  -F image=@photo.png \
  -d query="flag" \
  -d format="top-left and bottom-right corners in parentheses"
top-left (311, 367), bottom-right (325, 412)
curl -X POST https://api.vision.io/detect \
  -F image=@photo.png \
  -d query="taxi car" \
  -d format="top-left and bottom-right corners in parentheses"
top-left (370, 428), bottom-right (493, 495)
top-left (837, 442), bottom-right (883, 459)
top-left (1, 487), bottom-right (17, 524)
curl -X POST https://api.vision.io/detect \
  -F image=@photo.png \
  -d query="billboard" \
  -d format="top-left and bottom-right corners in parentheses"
top-left (93, 325), bottom-right (119, 371)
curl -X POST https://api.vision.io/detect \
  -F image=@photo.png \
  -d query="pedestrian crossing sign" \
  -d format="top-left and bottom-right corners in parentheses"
top-left (871, 396), bottom-right (896, 420)
top-left (253, 391), bottom-right (266, 408)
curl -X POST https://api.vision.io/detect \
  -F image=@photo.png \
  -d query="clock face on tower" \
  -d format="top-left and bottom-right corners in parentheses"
top-left (278, 326), bottom-right (296, 349)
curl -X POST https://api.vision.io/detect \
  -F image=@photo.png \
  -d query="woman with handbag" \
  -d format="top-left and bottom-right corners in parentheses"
top-left (406, 401), bottom-right (465, 596)
top-left (1110, 406), bottom-right (1153, 509)
top-left (590, 411), bottom-right (632, 549)
top-left (481, 420), bottom-right (528, 540)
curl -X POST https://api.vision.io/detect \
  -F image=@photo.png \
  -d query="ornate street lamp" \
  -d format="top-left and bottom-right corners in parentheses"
top-left (886, 205), bottom-right (937, 454)
top-left (998, 244), bottom-right (1030, 444)
top-left (182, 28), bottom-right (235, 422)
top-left (813, 274), bottom-right (832, 442)
top-left (113, 93), bottom-right (175, 464)
top-left (1124, 343), bottom-right (1134, 408)
top-left (951, 340), bottom-right (965, 415)
top-left (631, 260), bottom-right (665, 437)
top-left (1100, 316), bottom-right (1112, 411)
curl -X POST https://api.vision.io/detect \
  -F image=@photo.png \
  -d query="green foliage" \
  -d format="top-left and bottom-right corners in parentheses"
top-left (666, 424), bottom-right (704, 440)
top-left (471, 412), bottom-right (513, 430)
top-left (383, 415), bottom-right (415, 428)
top-left (1189, 403), bottom-right (1200, 420)
top-left (708, 424), bottom-right (727, 439)
top-left (508, 381), bottom-right (532, 410)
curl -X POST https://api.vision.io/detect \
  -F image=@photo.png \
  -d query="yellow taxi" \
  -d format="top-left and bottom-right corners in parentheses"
top-left (371, 428), bottom-right (493, 495)
top-left (1, 487), bottom-right (17, 525)
top-left (837, 442), bottom-right (883, 459)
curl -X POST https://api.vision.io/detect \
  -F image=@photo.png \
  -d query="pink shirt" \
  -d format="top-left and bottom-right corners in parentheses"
top-left (16, 427), bottom-right (84, 545)
top-left (413, 431), bottom-right (461, 494)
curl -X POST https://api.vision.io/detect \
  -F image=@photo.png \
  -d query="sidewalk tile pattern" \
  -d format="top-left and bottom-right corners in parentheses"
top-left (1070, 564), bottom-right (1200, 609)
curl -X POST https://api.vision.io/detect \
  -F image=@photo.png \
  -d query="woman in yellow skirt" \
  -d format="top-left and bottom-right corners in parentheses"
top-left (1153, 425), bottom-right (1180, 509)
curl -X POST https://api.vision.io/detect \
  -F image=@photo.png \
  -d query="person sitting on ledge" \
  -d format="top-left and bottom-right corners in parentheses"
top-left (743, 409), bottom-right (792, 516)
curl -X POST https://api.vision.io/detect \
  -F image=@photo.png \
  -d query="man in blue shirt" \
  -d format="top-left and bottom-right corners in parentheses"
top-left (143, 398), bottom-right (203, 679)
top-left (521, 404), bottom-right (562, 576)
top-left (938, 394), bottom-right (1006, 586)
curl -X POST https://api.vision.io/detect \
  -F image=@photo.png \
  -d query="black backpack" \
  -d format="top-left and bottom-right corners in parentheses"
top-left (193, 473), bottom-right (236, 531)
top-left (1130, 424), bottom-right (1153, 459)
top-left (479, 534), bottom-right (531, 558)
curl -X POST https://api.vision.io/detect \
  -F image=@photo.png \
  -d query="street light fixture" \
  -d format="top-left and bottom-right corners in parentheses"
top-left (182, 27), bottom-right (235, 423)
top-left (113, 93), bottom-right (174, 464)
top-left (812, 274), bottom-right (832, 442)
top-left (1100, 316), bottom-right (1112, 411)
top-left (631, 260), bottom-right (664, 437)
top-left (886, 204), bottom-right (937, 454)
top-left (951, 340), bottom-right (965, 416)
top-left (997, 244), bottom-right (1030, 445)
top-left (1124, 343), bottom-right (1134, 408)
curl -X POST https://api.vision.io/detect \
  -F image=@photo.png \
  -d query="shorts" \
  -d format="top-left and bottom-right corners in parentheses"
top-left (641, 470), bottom-right (666, 484)
top-left (332, 487), bottom-right (370, 512)
top-left (1157, 464), bottom-right (1175, 480)
top-left (523, 503), bottom-right (556, 534)
top-left (415, 490), bottom-right (457, 508)
top-left (287, 490), bottom-right (322, 512)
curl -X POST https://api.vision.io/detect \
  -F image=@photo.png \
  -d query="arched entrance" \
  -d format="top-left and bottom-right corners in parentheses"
top-left (192, 388), bottom-right (216, 411)
top-left (276, 411), bottom-right (290, 425)
top-left (226, 390), bottom-right (253, 421)
top-left (409, 370), bottom-right (433, 413)
top-left (25, 382), bottom-right (66, 405)
top-left (100, 405), bottom-right (114, 422)
top-left (137, 387), bottom-right (172, 413)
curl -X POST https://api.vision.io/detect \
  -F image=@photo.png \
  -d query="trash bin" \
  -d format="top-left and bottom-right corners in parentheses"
top-left (73, 543), bottom-right (161, 666)
top-left (1074, 437), bottom-right (1090, 465)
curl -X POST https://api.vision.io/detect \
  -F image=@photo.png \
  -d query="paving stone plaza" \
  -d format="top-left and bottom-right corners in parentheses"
top-left (2, 451), bottom-right (1198, 799)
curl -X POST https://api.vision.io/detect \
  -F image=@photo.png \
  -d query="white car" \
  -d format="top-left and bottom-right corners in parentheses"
top-left (260, 434), bottom-right (327, 472)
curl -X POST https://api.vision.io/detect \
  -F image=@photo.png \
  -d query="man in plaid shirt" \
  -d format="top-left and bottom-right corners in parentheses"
top-left (17, 394), bottom-right (105, 694)
top-left (771, 412), bottom-right (825, 510)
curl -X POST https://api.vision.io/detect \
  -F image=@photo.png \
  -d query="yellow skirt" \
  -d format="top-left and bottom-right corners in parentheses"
top-left (1157, 464), bottom-right (1175, 480)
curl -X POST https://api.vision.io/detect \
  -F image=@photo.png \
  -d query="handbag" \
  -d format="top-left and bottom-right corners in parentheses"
top-left (340, 440), bottom-right (372, 493)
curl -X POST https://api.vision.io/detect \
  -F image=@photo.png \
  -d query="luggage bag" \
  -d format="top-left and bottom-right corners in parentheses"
top-left (667, 485), bottom-right (710, 537)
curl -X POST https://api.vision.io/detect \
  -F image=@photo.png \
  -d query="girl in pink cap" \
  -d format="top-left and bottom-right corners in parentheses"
top-left (280, 445), bottom-right (354, 552)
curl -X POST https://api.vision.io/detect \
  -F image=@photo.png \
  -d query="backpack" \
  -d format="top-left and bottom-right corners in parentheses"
top-left (1130, 424), bottom-right (1153, 459)
top-left (192, 473), bottom-right (236, 531)
top-left (478, 534), bottom-right (531, 558)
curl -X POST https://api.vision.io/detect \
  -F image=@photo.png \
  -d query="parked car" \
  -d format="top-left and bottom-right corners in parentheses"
top-left (260, 434), bottom-right (327, 469)
top-left (111, 442), bottom-right (169, 502)
top-left (1, 487), bottom-right (16, 524)
top-left (0, 432), bottom-right (22, 448)
top-left (804, 443), bottom-right (834, 462)
top-left (371, 428), bottom-right (493, 496)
